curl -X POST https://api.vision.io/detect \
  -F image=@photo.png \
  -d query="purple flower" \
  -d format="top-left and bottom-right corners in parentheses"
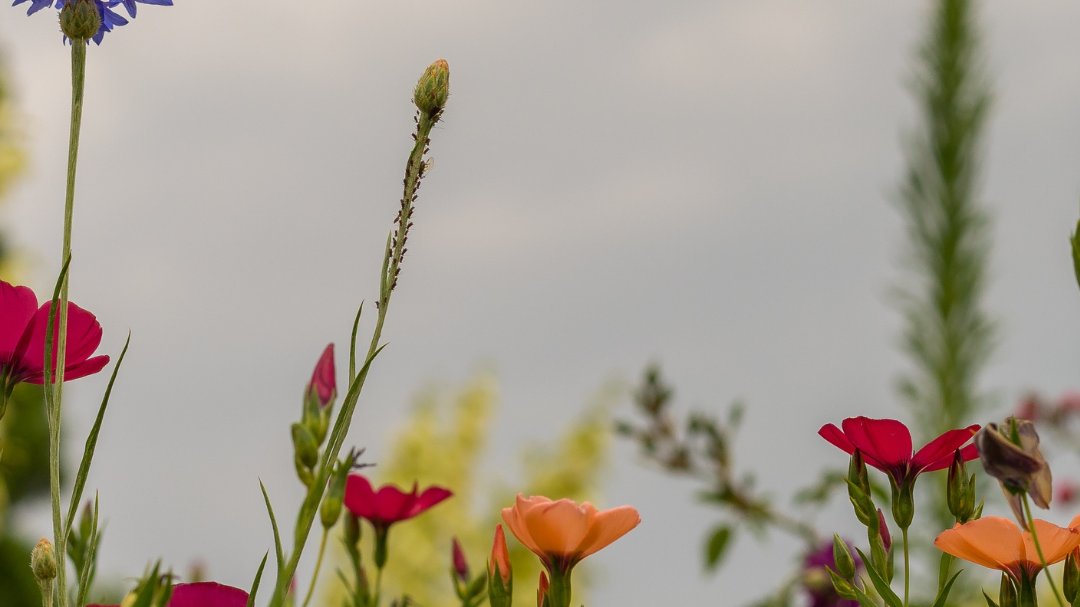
top-left (803, 540), bottom-right (860, 607)
top-left (12, 0), bottom-right (172, 44)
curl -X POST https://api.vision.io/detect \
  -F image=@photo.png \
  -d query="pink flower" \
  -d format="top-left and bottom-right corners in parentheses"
top-left (344, 474), bottom-right (452, 529)
top-left (819, 416), bottom-right (979, 487)
top-left (87, 581), bottom-right (248, 607)
top-left (306, 343), bottom-right (335, 407)
top-left (0, 280), bottom-right (109, 388)
top-left (451, 537), bottom-right (469, 582)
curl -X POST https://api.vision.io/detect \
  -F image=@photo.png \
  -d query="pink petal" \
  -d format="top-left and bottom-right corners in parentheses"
top-left (841, 417), bottom-right (913, 469)
top-left (17, 301), bottom-right (104, 381)
top-left (344, 474), bottom-right (378, 520)
top-left (912, 424), bottom-right (981, 472)
top-left (0, 281), bottom-right (37, 361)
top-left (407, 485), bottom-right (452, 518)
top-left (307, 343), bottom-right (336, 406)
top-left (373, 483), bottom-right (415, 522)
top-left (169, 582), bottom-right (248, 607)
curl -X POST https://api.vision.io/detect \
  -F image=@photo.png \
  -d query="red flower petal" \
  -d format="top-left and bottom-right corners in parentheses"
top-left (16, 301), bottom-right (105, 382)
top-left (373, 483), bottom-right (414, 522)
top-left (0, 281), bottom-right (37, 362)
top-left (169, 582), bottom-right (248, 607)
top-left (408, 485), bottom-right (453, 518)
top-left (841, 417), bottom-right (913, 469)
top-left (344, 474), bottom-right (378, 520)
top-left (911, 424), bottom-right (981, 472)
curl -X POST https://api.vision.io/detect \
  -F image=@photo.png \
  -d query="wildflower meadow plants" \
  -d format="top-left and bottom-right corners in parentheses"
top-left (2, 3), bottom-right (640, 607)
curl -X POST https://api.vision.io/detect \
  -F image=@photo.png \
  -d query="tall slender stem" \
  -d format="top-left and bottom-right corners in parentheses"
top-left (49, 38), bottom-right (87, 607)
top-left (300, 528), bottom-right (329, 607)
top-left (902, 527), bottom-right (910, 607)
top-left (1024, 494), bottom-right (1066, 607)
top-left (268, 109), bottom-right (439, 607)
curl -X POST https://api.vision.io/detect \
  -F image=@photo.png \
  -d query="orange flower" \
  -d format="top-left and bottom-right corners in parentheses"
top-left (488, 524), bottom-right (511, 584)
top-left (934, 516), bottom-right (1080, 582)
top-left (501, 494), bottom-right (641, 573)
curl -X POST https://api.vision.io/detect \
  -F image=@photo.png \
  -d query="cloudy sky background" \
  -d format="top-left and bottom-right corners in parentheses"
top-left (2, 1), bottom-right (1080, 604)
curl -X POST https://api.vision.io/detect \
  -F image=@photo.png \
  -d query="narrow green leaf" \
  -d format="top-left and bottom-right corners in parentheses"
top-left (348, 303), bottom-right (364, 382)
top-left (1071, 219), bottom-right (1080, 292)
top-left (65, 333), bottom-right (131, 540)
top-left (42, 255), bottom-right (72, 409)
top-left (260, 480), bottom-right (285, 574)
top-left (75, 494), bottom-right (102, 607)
top-left (703, 525), bottom-right (732, 572)
top-left (937, 553), bottom-right (955, 593)
top-left (247, 551), bottom-right (269, 607)
top-left (984, 591), bottom-right (1001, 607)
top-left (856, 548), bottom-right (902, 607)
top-left (931, 571), bottom-right (962, 607)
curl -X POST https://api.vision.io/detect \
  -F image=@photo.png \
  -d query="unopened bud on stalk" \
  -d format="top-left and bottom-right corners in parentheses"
top-left (488, 525), bottom-right (512, 607)
top-left (827, 568), bottom-right (858, 600)
top-left (414, 59), bottom-right (450, 116)
top-left (320, 456), bottom-right (351, 529)
top-left (291, 423), bottom-right (318, 470)
top-left (998, 572), bottom-right (1018, 607)
top-left (59, 0), bottom-right (101, 41)
top-left (1064, 551), bottom-right (1080, 603)
top-left (847, 451), bottom-right (876, 526)
top-left (536, 571), bottom-right (549, 607)
top-left (31, 538), bottom-right (57, 583)
top-left (832, 534), bottom-right (856, 580)
top-left (876, 509), bottom-right (892, 553)
top-left (452, 537), bottom-right (470, 583)
top-left (891, 479), bottom-right (915, 530)
top-left (977, 417), bottom-right (1052, 527)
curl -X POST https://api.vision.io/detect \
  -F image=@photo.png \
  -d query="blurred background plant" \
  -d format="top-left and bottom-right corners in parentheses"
top-left (323, 374), bottom-right (615, 607)
top-left (0, 45), bottom-right (50, 607)
top-left (618, 0), bottom-right (1007, 605)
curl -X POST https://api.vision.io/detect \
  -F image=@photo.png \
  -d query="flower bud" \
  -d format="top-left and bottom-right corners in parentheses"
top-left (306, 344), bottom-right (336, 409)
top-left (414, 59), bottom-right (450, 116)
top-left (488, 525), bottom-right (512, 607)
top-left (320, 456), bottom-right (351, 529)
top-left (999, 572), bottom-right (1018, 607)
top-left (59, 0), bottom-right (101, 41)
top-left (536, 571), bottom-right (549, 607)
top-left (452, 537), bottom-right (470, 583)
top-left (31, 538), bottom-right (57, 583)
top-left (832, 534), bottom-right (856, 580)
top-left (890, 478), bottom-right (915, 530)
top-left (291, 423), bottom-right (319, 470)
top-left (847, 451), bottom-right (876, 527)
top-left (876, 508), bottom-right (892, 553)
top-left (1064, 551), bottom-right (1080, 604)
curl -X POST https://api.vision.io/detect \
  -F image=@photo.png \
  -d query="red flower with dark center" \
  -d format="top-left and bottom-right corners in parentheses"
top-left (0, 280), bottom-right (109, 389)
top-left (344, 474), bottom-right (452, 530)
top-left (818, 416), bottom-right (979, 487)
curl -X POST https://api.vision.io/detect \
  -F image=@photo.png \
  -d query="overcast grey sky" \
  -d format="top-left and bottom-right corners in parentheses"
top-left (3, 1), bottom-right (1080, 605)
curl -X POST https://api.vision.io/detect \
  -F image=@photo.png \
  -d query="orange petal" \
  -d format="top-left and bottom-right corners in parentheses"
top-left (1024, 519), bottom-right (1080, 565)
top-left (521, 498), bottom-right (592, 557)
top-left (502, 495), bottom-right (544, 558)
top-left (935, 517), bottom-right (1025, 573)
top-left (577, 505), bottom-right (641, 559)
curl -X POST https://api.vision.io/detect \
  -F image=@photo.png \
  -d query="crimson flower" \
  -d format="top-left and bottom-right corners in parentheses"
top-left (344, 474), bottom-right (452, 529)
top-left (88, 581), bottom-right (248, 607)
top-left (0, 280), bottom-right (109, 397)
top-left (306, 343), bottom-right (335, 407)
top-left (818, 416), bottom-right (979, 487)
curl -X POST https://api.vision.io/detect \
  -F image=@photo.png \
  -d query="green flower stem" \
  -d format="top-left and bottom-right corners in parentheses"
top-left (373, 564), bottom-right (384, 607)
top-left (1023, 494), bottom-right (1066, 607)
top-left (546, 568), bottom-right (572, 607)
top-left (267, 110), bottom-right (438, 607)
top-left (300, 528), bottom-right (329, 607)
top-left (902, 527), bottom-right (910, 607)
top-left (48, 38), bottom-right (88, 607)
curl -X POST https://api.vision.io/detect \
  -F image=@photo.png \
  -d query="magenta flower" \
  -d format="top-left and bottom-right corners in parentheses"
top-left (818, 416), bottom-right (979, 487)
top-left (306, 343), bottom-right (335, 407)
top-left (344, 473), bottom-right (452, 530)
top-left (87, 581), bottom-right (248, 607)
top-left (0, 280), bottom-right (109, 396)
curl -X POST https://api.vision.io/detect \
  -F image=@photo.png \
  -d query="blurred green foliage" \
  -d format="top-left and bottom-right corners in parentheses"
top-left (325, 374), bottom-right (615, 607)
top-left (0, 46), bottom-right (42, 607)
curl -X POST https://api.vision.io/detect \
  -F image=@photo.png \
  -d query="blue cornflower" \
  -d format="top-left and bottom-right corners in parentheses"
top-left (12, 0), bottom-right (172, 44)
